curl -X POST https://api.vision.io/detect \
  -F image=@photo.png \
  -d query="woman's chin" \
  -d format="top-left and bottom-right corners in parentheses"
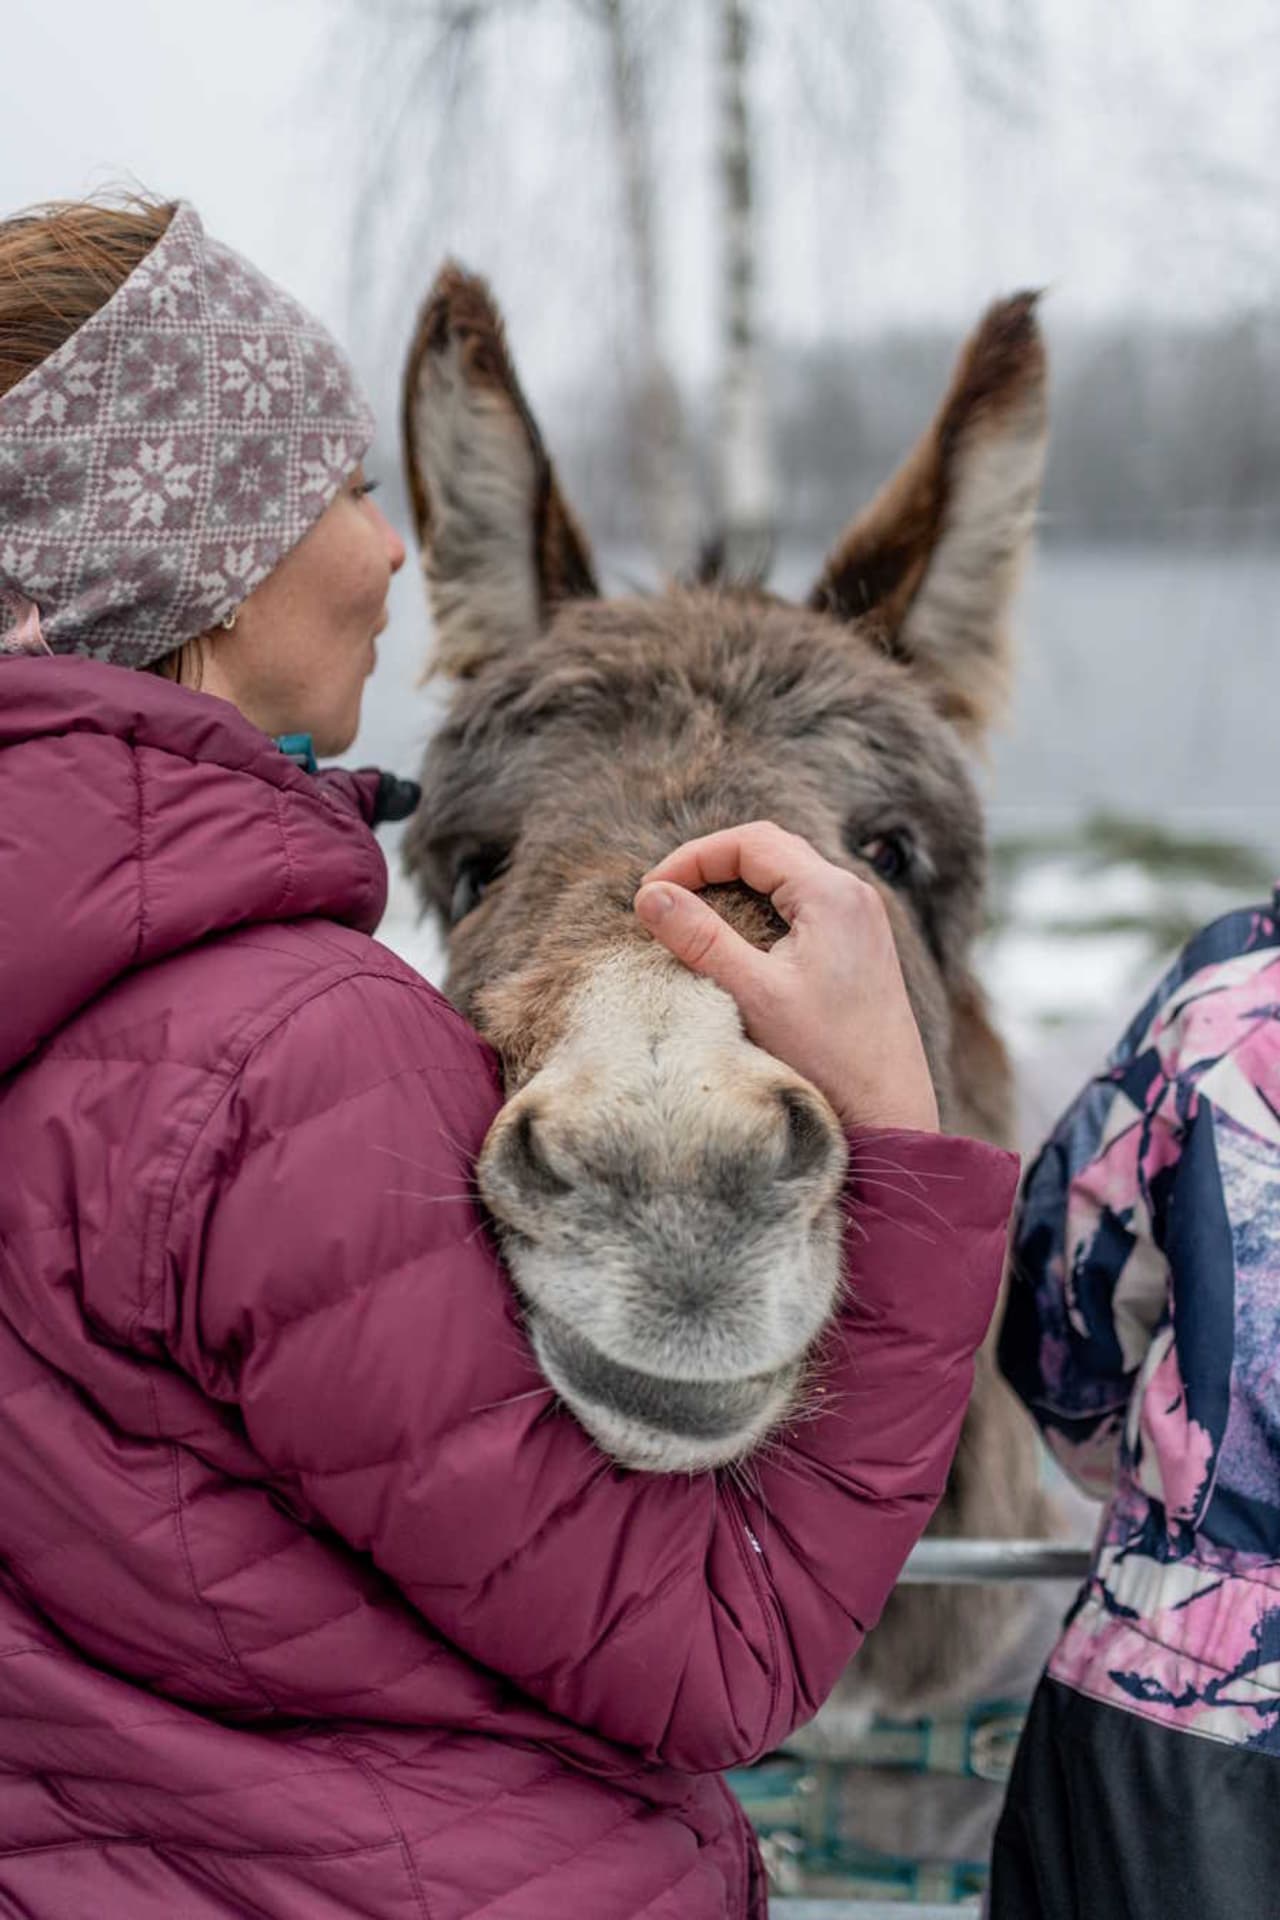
top-left (310, 711), bottom-right (360, 758)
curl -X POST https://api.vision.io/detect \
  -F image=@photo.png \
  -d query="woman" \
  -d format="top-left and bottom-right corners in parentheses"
top-left (0, 195), bottom-right (1017, 1917)
top-left (990, 896), bottom-right (1280, 1919)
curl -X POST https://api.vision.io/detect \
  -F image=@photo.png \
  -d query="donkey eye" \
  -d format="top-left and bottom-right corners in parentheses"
top-left (449, 848), bottom-right (509, 925)
top-left (858, 832), bottom-right (912, 885)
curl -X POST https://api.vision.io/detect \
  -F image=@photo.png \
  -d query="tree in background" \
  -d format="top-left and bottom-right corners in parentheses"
top-left (713, 0), bottom-right (773, 575)
top-left (340, 0), bottom-right (1280, 558)
top-left (344, 0), bottom-right (702, 573)
top-left (597, 0), bottom-right (696, 574)
top-left (344, 0), bottom-right (785, 575)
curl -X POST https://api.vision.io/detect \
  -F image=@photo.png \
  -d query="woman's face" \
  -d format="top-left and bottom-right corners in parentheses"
top-left (199, 469), bottom-right (406, 755)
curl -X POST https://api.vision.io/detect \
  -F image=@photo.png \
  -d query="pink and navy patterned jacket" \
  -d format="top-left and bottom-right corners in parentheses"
top-left (1001, 889), bottom-right (1280, 1752)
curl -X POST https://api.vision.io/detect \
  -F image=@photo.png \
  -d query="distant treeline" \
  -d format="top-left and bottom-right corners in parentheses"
top-left (559, 314), bottom-right (1280, 549)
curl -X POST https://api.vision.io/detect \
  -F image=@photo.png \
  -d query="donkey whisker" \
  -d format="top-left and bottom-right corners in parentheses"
top-left (843, 1177), bottom-right (955, 1228)
top-left (846, 1199), bottom-right (941, 1246)
top-left (471, 1385), bottom-right (557, 1416)
top-left (370, 1141), bottom-right (455, 1173)
top-left (381, 1187), bottom-right (480, 1205)
top-left (847, 1150), bottom-right (964, 1189)
top-left (845, 1152), bottom-right (932, 1185)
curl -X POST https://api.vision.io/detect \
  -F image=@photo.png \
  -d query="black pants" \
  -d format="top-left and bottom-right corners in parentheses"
top-left (988, 1677), bottom-right (1280, 1920)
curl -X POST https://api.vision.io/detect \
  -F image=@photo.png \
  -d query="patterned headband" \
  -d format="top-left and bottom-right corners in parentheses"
top-left (0, 201), bottom-right (375, 669)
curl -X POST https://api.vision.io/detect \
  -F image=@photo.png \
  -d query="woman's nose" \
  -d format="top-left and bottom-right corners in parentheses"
top-left (376, 504), bottom-right (407, 574)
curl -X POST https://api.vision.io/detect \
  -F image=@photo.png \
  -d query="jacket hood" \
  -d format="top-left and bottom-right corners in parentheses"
top-left (0, 657), bottom-right (388, 1074)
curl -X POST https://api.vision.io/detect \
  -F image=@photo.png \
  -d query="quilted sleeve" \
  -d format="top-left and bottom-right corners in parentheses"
top-left (168, 967), bottom-right (1016, 1773)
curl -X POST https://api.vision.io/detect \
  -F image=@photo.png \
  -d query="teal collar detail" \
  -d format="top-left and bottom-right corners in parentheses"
top-left (274, 732), bottom-right (317, 774)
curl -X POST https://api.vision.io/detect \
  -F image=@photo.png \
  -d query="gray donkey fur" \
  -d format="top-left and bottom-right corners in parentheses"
top-left (400, 265), bottom-right (1056, 1729)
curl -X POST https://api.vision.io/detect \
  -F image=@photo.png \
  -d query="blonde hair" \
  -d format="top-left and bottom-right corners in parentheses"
top-left (0, 194), bottom-right (175, 396)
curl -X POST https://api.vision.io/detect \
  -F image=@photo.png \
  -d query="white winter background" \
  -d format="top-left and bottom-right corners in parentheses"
top-left (4, 0), bottom-right (1278, 1143)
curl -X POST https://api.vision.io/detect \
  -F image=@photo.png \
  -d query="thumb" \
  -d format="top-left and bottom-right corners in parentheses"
top-left (634, 882), bottom-right (764, 1002)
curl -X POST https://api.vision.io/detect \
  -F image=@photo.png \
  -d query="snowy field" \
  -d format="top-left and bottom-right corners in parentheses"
top-left (984, 831), bottom-right (1271, 1149)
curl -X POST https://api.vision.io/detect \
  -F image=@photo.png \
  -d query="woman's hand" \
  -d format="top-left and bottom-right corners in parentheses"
top-left (634, 820), bottom-right (939, 1135)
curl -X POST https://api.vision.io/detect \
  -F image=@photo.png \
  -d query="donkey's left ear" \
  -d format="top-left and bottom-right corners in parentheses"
top-left (401, 264), bottom-right (599, 677)
top-left (809, 293), bottom-right (1047, 741)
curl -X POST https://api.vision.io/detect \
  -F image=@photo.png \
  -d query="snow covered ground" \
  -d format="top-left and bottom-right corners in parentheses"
top-left (982, 824), bottom-right (1273, 1147)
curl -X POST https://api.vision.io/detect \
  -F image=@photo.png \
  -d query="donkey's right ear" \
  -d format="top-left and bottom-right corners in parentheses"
top-left (401, 264), bottom-right (599, 677)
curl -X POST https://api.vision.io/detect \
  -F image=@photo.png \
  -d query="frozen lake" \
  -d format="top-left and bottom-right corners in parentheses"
top-left (988, 543), bottom-right (1279, 845)
top-left (347, 540), bottom-right (1280, 851)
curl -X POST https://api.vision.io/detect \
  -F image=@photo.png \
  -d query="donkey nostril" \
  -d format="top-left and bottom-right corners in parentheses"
top-left (777, 1088), bottom-right (838, 1182)
top-left (504, 1108), bottom-right (573, 1200)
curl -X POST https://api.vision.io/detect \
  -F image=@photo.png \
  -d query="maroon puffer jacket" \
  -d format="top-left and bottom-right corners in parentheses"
top-left (0, 657), bottom-right (1017, 1918)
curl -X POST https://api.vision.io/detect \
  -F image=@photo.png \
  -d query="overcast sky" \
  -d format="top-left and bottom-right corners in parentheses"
top-left (4, 2), bottom-right (347, 329)
top-left (8, 0), bottom-right (1280, 417)
top-left (7, 0), bottom-right (1280, 790)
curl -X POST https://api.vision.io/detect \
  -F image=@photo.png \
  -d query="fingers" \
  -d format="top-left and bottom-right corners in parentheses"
top-left (634, 882), bottom-right (767, 1002)
top-left (641, 820), bottom-right (840, 915)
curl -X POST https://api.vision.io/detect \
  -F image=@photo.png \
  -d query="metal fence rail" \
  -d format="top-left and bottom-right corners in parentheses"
top-left (897, 1538), bottom-right (1091, 1584)
top-left (754, 1537), bottom-right (1092, 1914)
top-left (773, 1905), bottom-right (976, 1918)
top-left (775, 1904), bottom-right (974, 1920)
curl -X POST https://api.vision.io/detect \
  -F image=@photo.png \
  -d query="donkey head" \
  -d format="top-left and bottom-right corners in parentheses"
top-left (402, 269), bottom-right (1046, 1475)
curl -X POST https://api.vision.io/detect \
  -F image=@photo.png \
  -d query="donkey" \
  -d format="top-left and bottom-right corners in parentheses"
top-left (399, 268), bottom-right (1056, 1727)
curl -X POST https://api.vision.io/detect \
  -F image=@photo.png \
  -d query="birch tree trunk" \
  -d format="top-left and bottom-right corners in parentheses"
top-left (714, 0), bottom-right (774, 574)
top-left (600, 0), bottom-right (696, 576)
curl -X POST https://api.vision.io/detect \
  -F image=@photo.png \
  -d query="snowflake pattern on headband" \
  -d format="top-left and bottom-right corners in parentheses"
top-left (0, 202), bottom-right (375, 668)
